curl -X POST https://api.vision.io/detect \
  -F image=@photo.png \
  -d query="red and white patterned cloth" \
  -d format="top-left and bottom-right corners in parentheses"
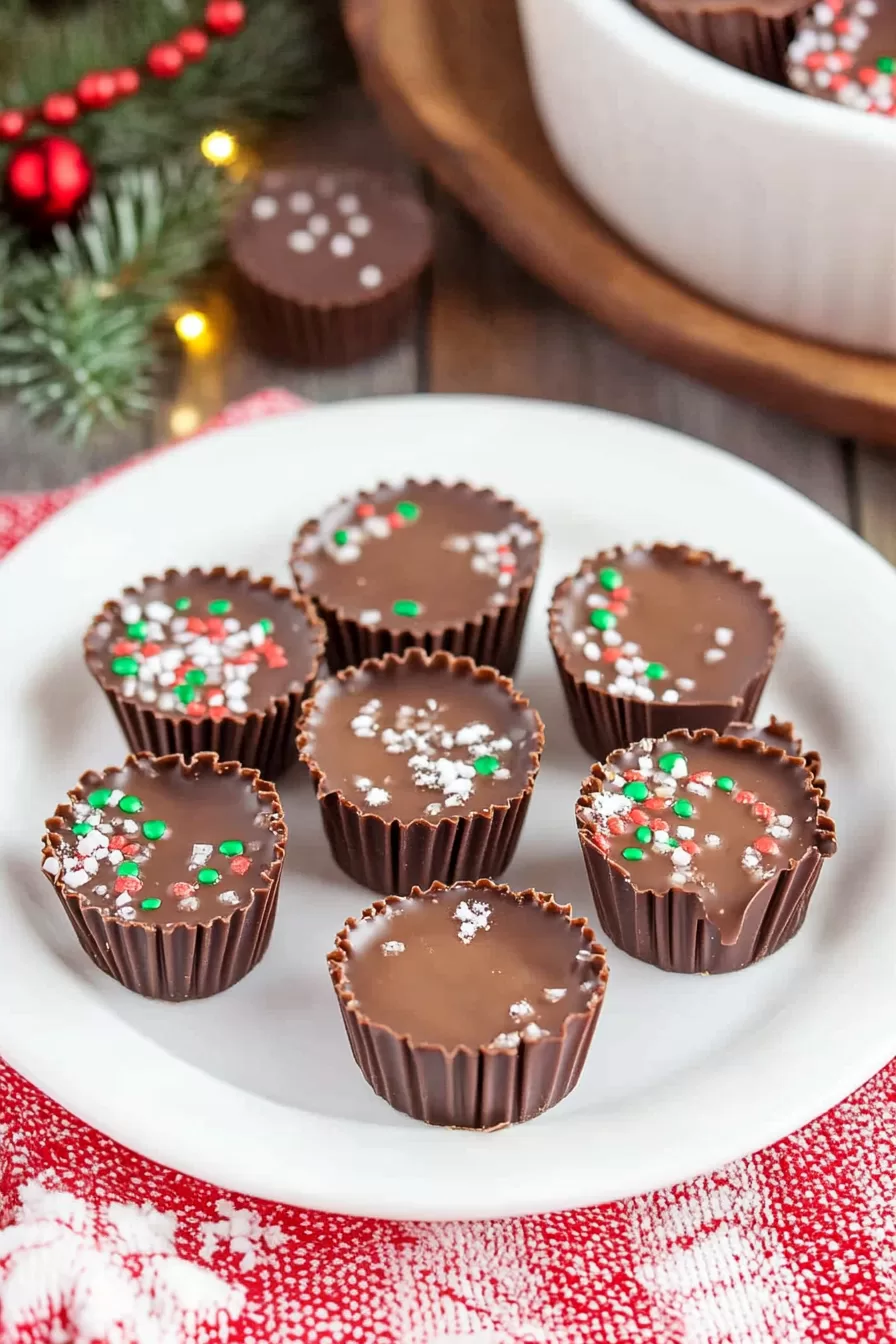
top-left (1, 390), bottom-right (893, 1343)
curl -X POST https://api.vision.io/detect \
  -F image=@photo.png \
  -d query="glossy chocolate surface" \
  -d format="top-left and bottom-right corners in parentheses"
top-left (301, 654), bottom-right (541, 823)
top-left (340, 884), bottom-right (600, 1050)
top-left (85, 569), bottom-right (319, 720)
top-left (579, 734), bottom-right (817, 940)
top-left (552, 544), bottom-right (779, 707)
top-left (292, 480), bottom-right (540, 632)
top-left (43, 756), bottom-right (283, 928)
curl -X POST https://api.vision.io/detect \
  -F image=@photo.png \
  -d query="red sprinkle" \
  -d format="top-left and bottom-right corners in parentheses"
top-left (608, 601), bottom-right (628, 617)
top-left (622, 769), bottom-right (644, 782)
top-left (606, 816), bottom-right (625, 836)
top-left (356, 502), bottom-right (375, 518)
top-left (107, 835), bottom-right (126, 851)
top-left (186, 616), bottom-right (207, 634)
top-left (208, 705), bottom-right (229, 721)
top-left (122, 843), bottom-right (141, 857)
top-left (114, 875), bottom-right (142, 895)
top-left (186, 701), bottom-right (206, 719)
top-left (754, 836), bottom-right (779, 855)
top-left (691, 771), bottom-right (713, 787)
top-left (111, 640), bottom-right (139, 657)
top-left (234, 650), bottom-right (259, 665)
top-left (602, 648), bottom-right (620, 664)
top-left (649, 817), bottom-right (668, 831)
top-left (387, 511), bottom-right (404, 529)
top-left (142, 642), bottom-right (162, 657)
top-left (629, 808), bottom-right (649, 826)
top-left (753, 802), bottom-right (774, 824)
top-left (230, 855), bottom-right (251, 876)
top-left (591, 833), bottom-right (609, 854)
top-left (644, 797), bottom-right (667, 811)
top-left (170, 881), bottom-right (194, 898)
top-left (680, 840), bottom-right (698, 854)
top-left (206, 617), bottom-right (227, 641)
top-left (735, 791), bottom-right (757, 805)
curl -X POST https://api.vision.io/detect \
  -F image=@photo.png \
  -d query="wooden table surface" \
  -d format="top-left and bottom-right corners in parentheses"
top-left (3, 86), bottom-right (895, 568)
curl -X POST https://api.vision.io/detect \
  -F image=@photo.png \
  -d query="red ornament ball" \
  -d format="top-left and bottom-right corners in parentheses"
top-left (0, 110), bottom-right (27, 141)
top-left (177, 27), bottom-right (210, 60)
top-left (4, 136), bottom-right (93, 228)
top-left (41, 93), bottom-right (79, 127)
top-left (205, 1), bottom-right (245, 37)
top-left (76, 71), bottom-right (117, 111)
top-left (146, 42), bottom-right (185, 79)
top-left (114, 67), bottom-right (141, 98)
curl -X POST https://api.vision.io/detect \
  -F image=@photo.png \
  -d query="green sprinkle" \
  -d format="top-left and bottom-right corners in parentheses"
top-left (622, 780), bottom-right (649, 801)
top-left (590, 609), bottom-right (617, 632)
top-left (392, 598), bottom-right (422, 618)
top-left (878, 55), bottom-right (896, 73)
top-left (473, 755), bottom-right (500, 776)
top-left (176, 683), bottom-right (196, 705)
top-left (117, 859), bottom-right (140, 877)
top-left (208, 598), bottom-right (232, 616)
top-left (185, 668), bottom-right (207, 686)
top-left (174, 596), bottom-right (191, 611)
top-left (111, 655), bottom-right (139, 677)
top-left (599, 566), bottom-right (623, 591)
top-left (140, 898), bottom-right (162, 910)
top-left (395, 499), bottom-right (420, 521)
top-left (621, 846), bottom-right (644, 862)
top-left (119, 795), bottom-right (143, 814)
top-left (219, 839), bottom-right (244, 856)
top-left (658, 752), bottom-right (686, 775)
top-left (667, 836), bottom-right (680, 848)
top-left (87, 788), bottom-right (112, 808)
top-left (716, 776), bottom-right (735, 793)
top-left (672, 798), bottom-right (694, 818)
top-left (333, 528), bottom-right (349, 547)
top-left (197, 867), bottom-right (220, 885)
top-left (644, 662), bottom-right (667, 681)
top-left (126, 621), bottom-right (147, 640)
top-left (259, 617), bottom-right (273, 633)
top-left (634, 825), bottom-right (652, 844)
top-left (142, 820), bottom-right (166, 841)
top-left (71, 822), bottom-right (91, 836)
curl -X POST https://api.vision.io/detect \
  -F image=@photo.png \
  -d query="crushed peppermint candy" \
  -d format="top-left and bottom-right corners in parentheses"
top-left (453, 898), bottom-right (492, 944)
top-left (787, 1), bottom-right (894, 116)
top-left (381, 940), bottom-right (406, 955)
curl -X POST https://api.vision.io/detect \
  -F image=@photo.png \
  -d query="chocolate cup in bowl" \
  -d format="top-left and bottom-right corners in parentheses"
top-left (575, 728), bottom-right (836, 974)
top-left (548, 542), bottom-right (784, 762)
top-left (327, 878), bottom-right (609, 1129)
top-left (297, 648), bottom-right (544, 895)
top-left (290, 479), bottom-right (543, 676)
top-left (41, 751), bottom-right (287, 1001)
top-left (631, 0), bottom-right (812, 79)
top-left (84, 566), bottom-right (325, 779)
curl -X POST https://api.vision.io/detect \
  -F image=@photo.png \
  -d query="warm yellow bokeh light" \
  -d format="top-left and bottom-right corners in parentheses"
top-left (201, 130), bottom-right (238, 166)
top-left (169, 404), bottom-right (202, 437)
top-left (174, 310), bottom-right (208, 344)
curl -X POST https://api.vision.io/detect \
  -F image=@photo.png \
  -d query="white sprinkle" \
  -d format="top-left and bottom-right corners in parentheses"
top-left (93, 885), bottom-right (107, 897)
top-left (115, 891), bottom-right (133, 908)
top-left (687, 782), bottom-right (709, 797)
top-left (770, 825), bottom-right (791, 839)
top-left (348, 213), bottom-right (372, 237)
top-left (454, 899), bottom-right (491, 944)
top-left (704, 648), bottom-right (726, 664)
top-left (615, 657), bottom-right (634, 678)
top-left (621, 641), bottom-right (641, 656)
top-left (333, 542), bottom-right (361, 564)
top-left (491, 1032), bottom-right (521, 1049)
top-left (543, 988), bottom-right (567, 1003)
top-left (424, 802), bottom-right (442, 816)
top-left (638, 754), bottom-right (654, 773)
top-left (602, 629), bottom-right (623, 647)
top-left (714, 627), bottom-right (734, 646)
top-left (178, 895), bottom-right (200, 913)
top-left (120, 602), bottom-right (142, 625)
top-left (218, 890), bottom-right (240, 906)
top-left (337, 192), bottom-right (360, 214)
top-left (144, 601), bottom-right (173, 623)
top-left (576, 948), bottom-right (593, 962)
top-left (583, 641), bottom-right (602, 662)
top-left (365, 787), bottom-right (391, 807)
top-left (358, 609), bottom-right (381, 626)
top-left (289, 190), bottom-right (313, 213)
top-left (354, 776), bottom-right (372, 790)
top-left (382, 940), bottom-right (405, 956)
top-left (671, 848), bottom-right (692, 868)
top-left (42, 856), bottom-right (61, 876)
top-left (676, 826), bottom-right (695, 840)
top-left (330, 233), bottom-right (354, 257)
top-left (661, 689), bottom-right (679, 703)
top-left (364, 515), bottom-right (391, 538)
top-left (76, 830), bottom-right (105, 856)
top-left (64, 868), bottom-right (89, 888)
top-left (190, 843), bottom-right (213, 867)
top-left (777, 814), bottom-right (793, 827)
top-left (742, 848), bottom-right (760, 870)
top-left (704, 834), bottom-right (721, 847)
top-left (252, 195), bottom-right (278, 220)
top-left (571, 630), bottom-right (587, 648)
top-left (351, 713), bottom-right (375, 733)
top-left (586, 592), bottom-right (608, 608)
top-left (509, 999), bottom-right (534, 1021)
top-left (228, 698), bottom-right (248, 714)
top-left (676, 677), bottom-right (696, 692)
top-left (117, 906), bottom-right (136, 921)
top-left (308, 212), bottom-right (330, 236)
top-left (157, 692), bottom-right (176, 711)
top-left (359, 264), bottom-right (383, 289)
top-left (522, 1023), bottom-right (550, 1042)
top-left (584, 669), bottom-right (602, 687)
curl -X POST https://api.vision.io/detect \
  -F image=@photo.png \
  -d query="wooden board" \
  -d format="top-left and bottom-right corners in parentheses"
top-left (343, 0), bottom-right (896, 448)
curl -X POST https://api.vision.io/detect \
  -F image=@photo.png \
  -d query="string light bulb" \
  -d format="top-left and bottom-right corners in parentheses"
top-left (200, 129), bottom-right (237, 166)
top-left (174, 310), bottom-right (208, 343)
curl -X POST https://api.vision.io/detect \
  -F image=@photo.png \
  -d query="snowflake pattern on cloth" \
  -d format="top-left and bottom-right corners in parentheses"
top-left (2, 389), bottom-right (896, 1343)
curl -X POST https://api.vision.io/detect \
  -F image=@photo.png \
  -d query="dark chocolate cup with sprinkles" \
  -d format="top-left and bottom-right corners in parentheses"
top-left (548, 544), bottom-right (784, 763)
top-left (328, 879), bottom-right (609, 1129)
top-left (289, 480), bottom-right (543, 677)
top-left (630, 0), bottom-right (811, 79)
top-left (576, 729), bottom-right (837, 975)
top-left (297, 649), bottom-right (545, 896)
top-left (41, 752), bottom-right (286, 1001)
top-left (83, 566), bottom-right (325, 779)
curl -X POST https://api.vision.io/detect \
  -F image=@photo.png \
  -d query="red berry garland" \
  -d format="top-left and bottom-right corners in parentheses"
top-left (205, 1), bottom-right (246, 37)
top-left (146, 42), bottom-right (185, 80)
top-left (76, 72), bottom-right (117, 111)
top-left (4, 136), bottom-right (93, 228)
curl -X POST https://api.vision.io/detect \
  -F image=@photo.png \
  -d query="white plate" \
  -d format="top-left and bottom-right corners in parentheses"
top-left (1, 395), bottom-right (893, 1221)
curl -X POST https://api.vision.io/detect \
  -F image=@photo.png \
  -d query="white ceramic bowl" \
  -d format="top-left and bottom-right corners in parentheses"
top-left (518, 0), bottom-right (896, 355)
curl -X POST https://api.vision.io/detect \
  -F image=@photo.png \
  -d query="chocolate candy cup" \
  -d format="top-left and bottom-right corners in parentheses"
top-left (84, 567), bottom-right (325, 779)
top-left (297, 649), bottom-right (544, 895)
top-left (290, 479), bottom-right (543, 677)
top-left (328, 879), bottom-right (609, 1129)
top-left (631, 0), bottom-right (811, 79)
top-left (41, 752), bottom-right (286, 1001)
top-left (576, 728), bottom-right (836, 974)
top-left (549, 543), bottom-right (783, 762)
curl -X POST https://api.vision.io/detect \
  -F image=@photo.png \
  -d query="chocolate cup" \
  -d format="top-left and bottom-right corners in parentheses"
top-left (83, 567), bottom-right (325, 780)
top-left (328, 879), bottom-right (609, 1129)
top-left (576, 729), bottom-right (837, 974)
top-left (549, 544), bottom-right (784, 762)
top-left (41, 752), bottom-right (287, 1001)
top-left (290, 480), bottom-right (544, 677)
top-left (297, 649), bottom-right (545, 896)
top-left (630, 1), bottom-right (812, 79)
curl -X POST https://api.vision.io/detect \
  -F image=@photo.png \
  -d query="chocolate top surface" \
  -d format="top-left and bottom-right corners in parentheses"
top-left (44, 756), bottom-right (283, 928)
top-left (229, 166), bottom-right (432, 305)
top-left (551, 544), bottom-right (779, 707)
top-left (788, 1), bottom-right (894, 112)
top-left (727, 717), bottom-right (802, 757)
top-left (338, 884), bottom-right (601, 1050)
top-left (300, 655), bottom-right (542, 823)
top-left (292, 480), bottom-right (541, 632)
top-left (578, 733), bottom-right (818, 940)
top-left (85, 569), bottom-right (321, 720)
